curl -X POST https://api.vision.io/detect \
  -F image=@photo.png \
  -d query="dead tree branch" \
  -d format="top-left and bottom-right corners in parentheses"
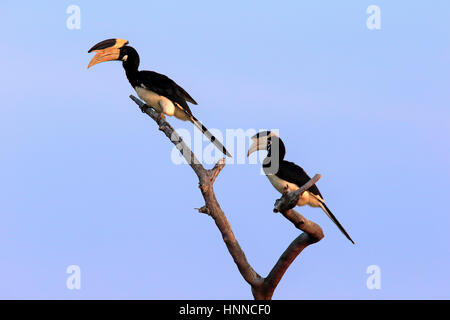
top-left (129, 95), bottom-right (324, 300)
top-left (255, 174), bottom-right (324, 299)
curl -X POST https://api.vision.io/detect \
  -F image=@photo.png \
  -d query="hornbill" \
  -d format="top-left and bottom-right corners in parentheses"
top-left (248, 131), bottom-right (354, 244)
top-left (87, 38), bottom-right (231, 157)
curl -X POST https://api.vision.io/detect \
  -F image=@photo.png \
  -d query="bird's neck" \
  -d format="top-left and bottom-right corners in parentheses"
top-left (123, 57), bottom-right (140, 88)
top-left (263, 137), bottom-right (286, 172)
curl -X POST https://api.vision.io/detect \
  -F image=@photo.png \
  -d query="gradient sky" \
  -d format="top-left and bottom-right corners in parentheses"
top-left (0, 1), bottom-right (449, 299)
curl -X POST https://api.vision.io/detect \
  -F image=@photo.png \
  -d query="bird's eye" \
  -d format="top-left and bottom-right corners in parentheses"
top-left (122, 55), bottom-right (128, 61)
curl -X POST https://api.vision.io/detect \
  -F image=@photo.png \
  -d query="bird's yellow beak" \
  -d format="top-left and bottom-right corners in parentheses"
top-left (247, 137), bottom-right (268, 157)
top-left (87, 47), bottom-right (121, 68)
top-left (87, 38), bottom-right (129, 69)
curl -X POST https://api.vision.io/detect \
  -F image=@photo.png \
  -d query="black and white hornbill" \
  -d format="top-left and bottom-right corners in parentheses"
top-left (87, 38), bottom-right (231, 157)
top-left (248, 131), bottom-right (354, 244)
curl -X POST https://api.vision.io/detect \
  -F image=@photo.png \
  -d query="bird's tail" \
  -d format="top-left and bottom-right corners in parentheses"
top-left (318, 200), bottom-right (355, 244)
top-left (189, 115), bottom-right (232, 157)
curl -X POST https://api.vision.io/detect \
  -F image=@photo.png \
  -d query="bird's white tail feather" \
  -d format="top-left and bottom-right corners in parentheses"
top-left (190, 115), bottom-right (232, 157)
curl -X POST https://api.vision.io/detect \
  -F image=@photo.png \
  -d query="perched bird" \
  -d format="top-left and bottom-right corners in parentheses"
top-left (247, 131), bottom-right (354, 244)
top-left (87, 38), bottom-right (231, 157)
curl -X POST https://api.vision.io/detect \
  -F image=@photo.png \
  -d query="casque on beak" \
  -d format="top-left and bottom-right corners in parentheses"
top-left (87, 38), bottom-right (129, 69)
top-left (247, 136), bottom-right (269, 157)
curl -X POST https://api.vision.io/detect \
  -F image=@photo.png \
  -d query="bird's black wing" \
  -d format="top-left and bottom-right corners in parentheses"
top-left (277, 160), bottom-right (323, 198)
top-left (278, 161), bottom-right (354, 243)
top-left (138, 70), bottom-right (197, 115)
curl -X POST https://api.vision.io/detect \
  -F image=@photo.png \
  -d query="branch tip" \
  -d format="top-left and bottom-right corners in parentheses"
top-left (197, 206), bottom-right (211, 215)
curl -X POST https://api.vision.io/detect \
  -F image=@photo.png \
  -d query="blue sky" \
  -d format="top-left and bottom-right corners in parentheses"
top-left (0, 1), bottom-right (449, 299)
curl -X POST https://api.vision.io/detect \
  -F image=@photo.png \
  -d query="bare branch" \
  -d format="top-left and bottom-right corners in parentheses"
top-left (252, 176), bottom-right (324, 300)
top-left (208, 158), bottom-right (226, 183)
top-left (196, 205), bottom-right (210, 215)
top-left (129, 95), bottom-right (324, 300)
top-left (254, 208), bottom-right (324, 299)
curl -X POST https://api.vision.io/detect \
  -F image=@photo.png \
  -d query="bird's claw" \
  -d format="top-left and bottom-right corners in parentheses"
top-left (139, 104), bottom-right (148, 113)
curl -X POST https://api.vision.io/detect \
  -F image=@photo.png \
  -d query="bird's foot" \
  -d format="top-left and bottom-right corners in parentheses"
top-left (157, 113), bottom-right (166, 121)
top-left (139, 104), bottom-right (149, 113)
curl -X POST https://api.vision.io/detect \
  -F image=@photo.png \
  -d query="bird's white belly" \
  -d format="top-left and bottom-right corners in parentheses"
top-left (135, 86), bottom-right (175, 116)
top-left (266, 174), bottom-right (321, 207)
top-left (267, 174), bottom-right (299, 193)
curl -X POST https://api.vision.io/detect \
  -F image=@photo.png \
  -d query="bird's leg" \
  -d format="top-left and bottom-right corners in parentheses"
top-left (139, 103), bottom-right (149, 114)
top-left (155, 112), bottom-right (166, 123)
top-left (275, 185), bottom-right (291, 214)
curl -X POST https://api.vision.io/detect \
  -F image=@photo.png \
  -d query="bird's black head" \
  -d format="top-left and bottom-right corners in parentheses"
top-left (247, 130), bottom-right (286, 174)
top-left (87, 38), bottom-right (139, 70)
top-left (119, 45), bottom-right (140, 71)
